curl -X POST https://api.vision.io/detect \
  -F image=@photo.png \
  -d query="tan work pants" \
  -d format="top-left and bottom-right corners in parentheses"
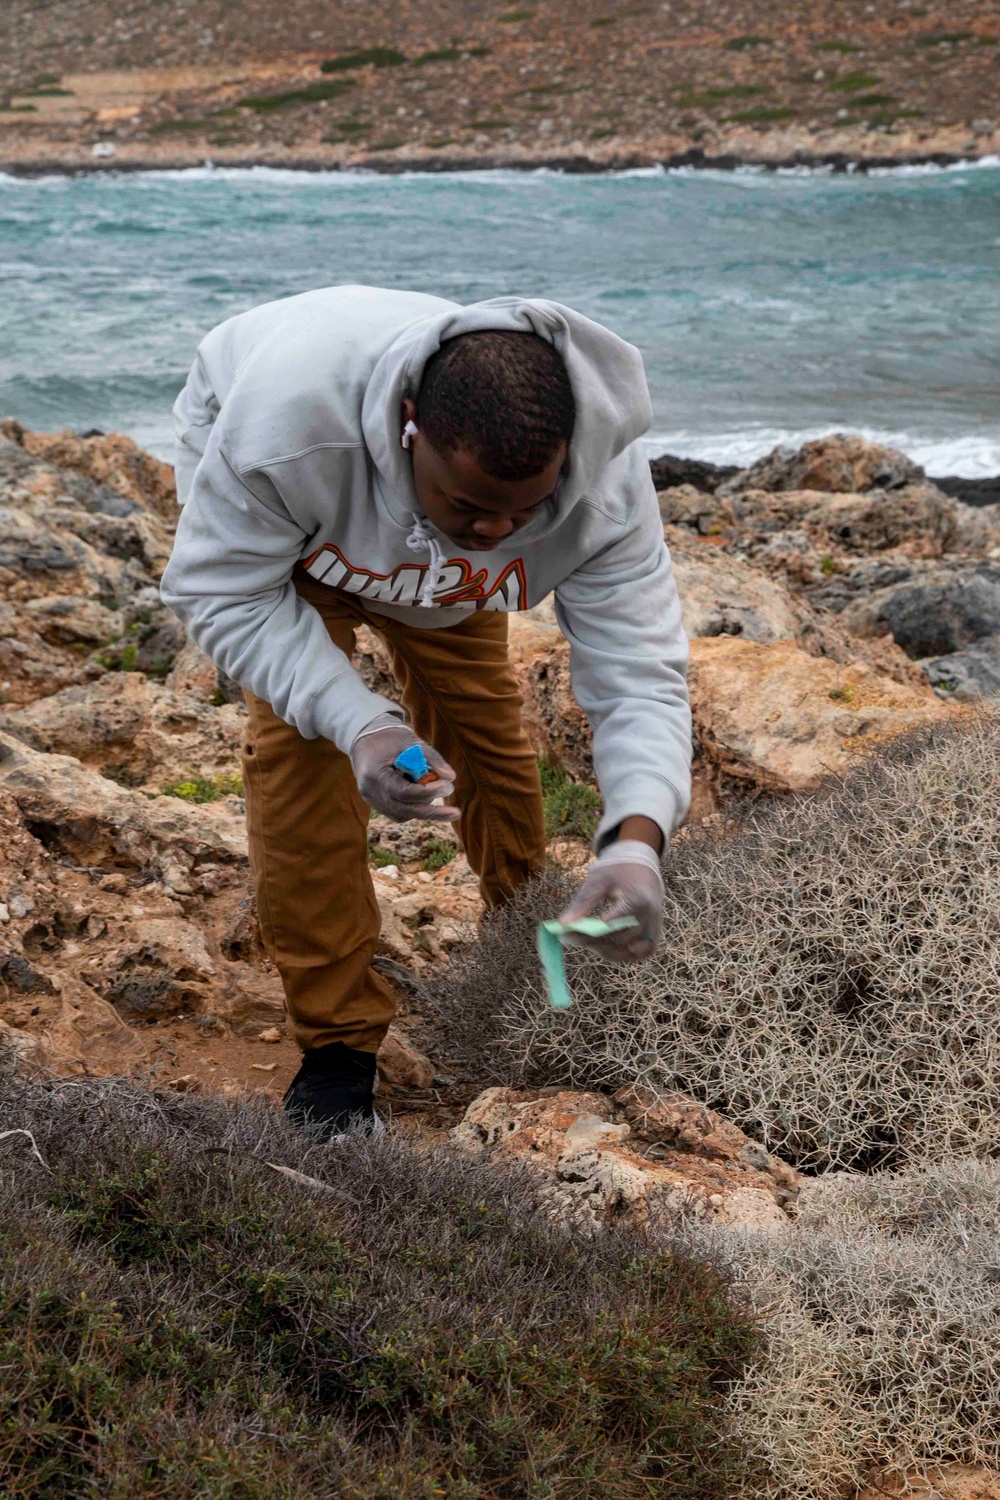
top-left (242, 569), bottom-right (547, 1054)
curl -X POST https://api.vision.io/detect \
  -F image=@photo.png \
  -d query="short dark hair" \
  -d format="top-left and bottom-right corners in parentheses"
top-left (417, 330), bottom-right (575, 481)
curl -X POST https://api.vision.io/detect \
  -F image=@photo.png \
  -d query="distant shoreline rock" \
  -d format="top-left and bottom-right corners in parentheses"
top-left (649, 451), bottom-right (1000, 503)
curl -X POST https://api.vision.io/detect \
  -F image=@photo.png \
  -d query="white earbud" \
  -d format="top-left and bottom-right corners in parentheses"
top-left (401, 419), bottom-right (419, 450)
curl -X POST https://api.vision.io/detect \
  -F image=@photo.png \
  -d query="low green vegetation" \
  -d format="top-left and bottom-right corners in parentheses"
top-left (0, 1071), bottom-right (757, 1498)
top-left (729, 105), bottom-right (794, 123)
top-left (828, 72), bottom-right (881, 92)
top-left (540, 760), bottom-right (602, 842)
top-left (320, 47), bottom-right (406, 72)
top-left (423, 837), bottom-right (457, 872)
top-left (916, 30), bottom-right (975, 45)
top-left (238, 79), bottom-right (356, 112)
top-left (162, 771), bottom-right (243, 804)
top-left (817, 40), bottom-right (863, 53)
top-left (370, 847), bottom-right (399, 868)
top-left (678, 84), bottom-right (764, 106)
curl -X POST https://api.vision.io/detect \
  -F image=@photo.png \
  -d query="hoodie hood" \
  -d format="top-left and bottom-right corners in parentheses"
top-left (361, 296), bottom-right (653, 520)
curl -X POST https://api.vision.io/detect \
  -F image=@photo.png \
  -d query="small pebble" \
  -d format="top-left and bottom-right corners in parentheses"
top-left (258, 1026), bottom-right (282, 1043)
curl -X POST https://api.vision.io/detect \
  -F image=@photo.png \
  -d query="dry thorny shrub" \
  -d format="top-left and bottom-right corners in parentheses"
top-left (714, 1157), bottom-right (1000, 1498)
top-left (437, 715), bottom-right (1000, 1174)
top-left (0, 1066), bottom-right (756, 1500)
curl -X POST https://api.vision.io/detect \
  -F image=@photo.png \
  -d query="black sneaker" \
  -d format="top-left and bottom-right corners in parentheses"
top-left (283, 1042), bottom-right (381, 1141)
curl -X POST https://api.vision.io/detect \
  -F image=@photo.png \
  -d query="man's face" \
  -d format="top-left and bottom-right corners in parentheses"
top-left (410, 429), bottom-right (567, 553)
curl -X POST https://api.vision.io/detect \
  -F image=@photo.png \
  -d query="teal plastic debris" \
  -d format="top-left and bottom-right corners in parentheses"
top-left (536, 916), bottom-right (640, 1010)
top-left (394, 744), bottom-right (433, 782)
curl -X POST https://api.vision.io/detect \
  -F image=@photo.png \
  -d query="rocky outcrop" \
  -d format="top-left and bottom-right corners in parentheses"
top-left (0, 424), bottom-right (184, 710)
top-left (452, 1084), bottom-right (798, 1233)
top-left (657, 435), bottom-right (1000, 706)
top-left (689, 636), bottom-right (955, 796)
top-left (0, 673), bottom-right (245, 789)
top-left (719, 433), bottom-right (925, 497)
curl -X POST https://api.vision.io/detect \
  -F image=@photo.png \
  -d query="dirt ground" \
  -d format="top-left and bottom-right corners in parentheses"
top-left (1, 0), bottom-right (998, 171)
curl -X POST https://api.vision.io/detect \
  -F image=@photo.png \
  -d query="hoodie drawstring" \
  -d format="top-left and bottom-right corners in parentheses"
top-left (405, 517), bottom-right (446, 608)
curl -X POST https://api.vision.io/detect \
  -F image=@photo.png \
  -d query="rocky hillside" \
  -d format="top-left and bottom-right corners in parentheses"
top-left (0, 418), bottom-right (996, 1192)
top-left (5, 419), bottom-right (1000, 1496)
top-left (1, 0), bottom-right (998, 172)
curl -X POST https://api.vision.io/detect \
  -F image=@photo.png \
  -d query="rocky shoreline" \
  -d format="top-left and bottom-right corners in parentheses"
top-left (3, 128), bottom-right (998, 180)
top-left (3, 0), bottom-right (998, 178)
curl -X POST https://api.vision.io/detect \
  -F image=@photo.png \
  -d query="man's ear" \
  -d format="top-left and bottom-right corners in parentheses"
top-left (401, 396), bottom-right (419, 425)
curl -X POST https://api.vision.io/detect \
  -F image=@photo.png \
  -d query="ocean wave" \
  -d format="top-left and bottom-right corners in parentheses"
top-left (642, 426), bottom-right (1000, 479)
top-left (3, 155), bottom-right (999, 190)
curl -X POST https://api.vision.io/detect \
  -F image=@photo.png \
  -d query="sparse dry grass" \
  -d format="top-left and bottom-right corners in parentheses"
top-left (716, 1158), bottom-right (1000, 1498)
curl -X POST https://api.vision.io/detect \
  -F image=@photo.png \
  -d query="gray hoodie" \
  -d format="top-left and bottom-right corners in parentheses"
top-left (160, 285), bottom-right (691, 848)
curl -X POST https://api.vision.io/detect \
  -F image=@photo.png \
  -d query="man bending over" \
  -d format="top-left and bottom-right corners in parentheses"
top-left (162, 286), bottom-right (691, 1138)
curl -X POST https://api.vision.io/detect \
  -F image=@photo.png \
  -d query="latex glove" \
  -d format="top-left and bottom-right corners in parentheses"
top-left (556, 840), bottom-right (664, 962)
top-left (350, 715), bottom-right (460, 824)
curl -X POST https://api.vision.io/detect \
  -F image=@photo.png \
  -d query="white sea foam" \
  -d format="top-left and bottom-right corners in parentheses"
top-left (643, 426), bottom-right (1000, 479)
top-left (3, 155), bottom-right (998, 190)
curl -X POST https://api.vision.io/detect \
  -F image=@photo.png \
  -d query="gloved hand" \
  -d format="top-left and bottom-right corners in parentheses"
top-left (556, 840), bottom-right (664, 962)
top-left (350, 714), bottom-right (460, 824)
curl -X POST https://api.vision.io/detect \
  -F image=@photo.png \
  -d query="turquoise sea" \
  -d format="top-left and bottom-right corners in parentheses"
top-left (2, 160), bottom-right (998, 473)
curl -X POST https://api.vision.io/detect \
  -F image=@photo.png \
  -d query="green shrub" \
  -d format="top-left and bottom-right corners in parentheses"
top-left (238, 79), bottom-right (356, 112)
top-left (916, 29), bottom-right (975, 45)
top-left (828, 72), bottom-right (881, 92)
top-left (423, 838), bottom-right (457, 872)
top-left (413, 46), bottom-right (490, 64)
top-left (371, 847), bottom-right (399, 868)
top-left (0, 1070), bottom-right (757, 1498)
top-left (320, 47), bottom-right (406, 72)
top-left (540, 760), bottom-right (601, 842)
top-left (162, 771), bottom-right (243, 804)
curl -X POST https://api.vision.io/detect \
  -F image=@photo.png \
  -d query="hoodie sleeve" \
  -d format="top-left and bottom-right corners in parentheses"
top-left (554, 447), bottom-right (692, 851)
top-left (159, 430), bottom-right (404, 752)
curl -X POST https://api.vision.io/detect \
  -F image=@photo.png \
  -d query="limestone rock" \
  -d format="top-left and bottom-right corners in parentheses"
top-left (924, 635), bottom-right (1000, 700)
top-left (377, 1025), bottom-right (434, 1090)
top-left (42, 972), bottom-right (149, 1072)
top-left (689, 637), bottom-right (955, 794)
top-left (164, 638), bottom-right (220, 700)
top-left (667, 526), bottom-right (918, 683)
top-left (0, 428), bottom-right (181, 711)
top-left (516, 636), bottom-right (592, 780)
top-left (0, 730), bottom-right (247, 875)
top-left (453, 1086), bottom-right (797, 1233)
top-left (721, 434), bottom-right (924, 496)
top-left (842, 562), bottom-right (1000, 661)
top-left (3, 421), bottom-right (178, 522)
top-left (858, 1467), bottom-right (1000, 1500)
top-left (0, 673), bottom-right (246, 792)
